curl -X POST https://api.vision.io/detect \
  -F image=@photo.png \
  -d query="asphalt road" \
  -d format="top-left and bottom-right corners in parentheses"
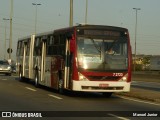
top-left (0, 75), bottom-right (159, 120)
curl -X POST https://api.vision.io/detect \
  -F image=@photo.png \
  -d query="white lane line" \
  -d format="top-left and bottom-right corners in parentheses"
top-left (1, 79), bottom-right (7, 80)
top-left (108, 113), bottom-right (130, 120)
top-left (25, 87), bottom-right (37, 92)
top-left (117, 95), bottom-right (160, 106)
top-left (48, 94), bottom-right (63, 100)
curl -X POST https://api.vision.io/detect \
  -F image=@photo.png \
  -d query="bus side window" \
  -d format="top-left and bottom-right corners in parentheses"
top-left (26, 39), bottom-right (30, 56)
top-left (59, 35), bottom-right (65, 56)
top-left (20, 42), bottom-right (24, 56)
top-left (47, 35), bottom-right (54, 55)
top-left (34, 37), bottom-right (42, 56)
top-left (16, 41), bottom-right (21, 56)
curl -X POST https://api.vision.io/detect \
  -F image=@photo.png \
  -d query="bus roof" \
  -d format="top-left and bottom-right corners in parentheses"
top-left (76, 24), bottom-right (128, 30)
top-left (54, 24), bottom-right (128, 33)
top-left (18, 31), bottom-right (54, 41)
top-left (18, 24), bottom-right (128, 41)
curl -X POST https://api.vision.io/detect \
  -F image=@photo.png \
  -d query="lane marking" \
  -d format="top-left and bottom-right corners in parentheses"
top-left (48, 94), bottom-right (63, 100)
top-left (25, 87), bottom-right (37, 92)
top-left (108, 113), bottom-right (130, 120)
top-left (117, 95), bottom-right (160, 106)
top-left (1, 79), bottom-right (7, 80)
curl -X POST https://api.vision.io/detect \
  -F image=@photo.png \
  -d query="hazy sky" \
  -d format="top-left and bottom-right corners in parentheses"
top-left (0, 0), bottom-right (160, 60)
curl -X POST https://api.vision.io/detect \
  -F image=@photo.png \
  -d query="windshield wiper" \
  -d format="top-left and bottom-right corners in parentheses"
top-left (90, 39), bottom-right (102, 59)
top-left (90, 39), bottom-right (102, 53)
top-left (107, 39), bottom-right (118, 51)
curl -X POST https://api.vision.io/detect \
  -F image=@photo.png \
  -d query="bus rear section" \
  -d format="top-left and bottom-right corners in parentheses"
top-left (16, 35), bottom-right (35, 80)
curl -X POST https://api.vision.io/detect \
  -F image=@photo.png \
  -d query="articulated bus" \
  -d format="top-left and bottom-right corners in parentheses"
top-left (16, 25), bottom-right (132, 97)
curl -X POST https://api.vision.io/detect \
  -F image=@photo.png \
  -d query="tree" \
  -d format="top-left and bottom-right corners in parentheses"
top-left (142, 57), bottom-right (150, 70)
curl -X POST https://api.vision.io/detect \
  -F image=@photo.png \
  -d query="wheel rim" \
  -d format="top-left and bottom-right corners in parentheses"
top-left (19, 72), bottom-right (22, 80)
top-left (59, 79), bottom-right (63, 89)
top-left (35, 71), bottom-right (39, 87)
top-left (35, 74), bottom-right (38, 86)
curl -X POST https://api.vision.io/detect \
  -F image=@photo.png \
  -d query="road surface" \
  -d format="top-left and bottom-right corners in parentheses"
top-left (0, 75), bottom-right (159, 120)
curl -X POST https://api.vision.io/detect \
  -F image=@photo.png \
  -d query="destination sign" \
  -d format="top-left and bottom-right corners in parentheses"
top-left (84, 30), bottom-right (120, 37)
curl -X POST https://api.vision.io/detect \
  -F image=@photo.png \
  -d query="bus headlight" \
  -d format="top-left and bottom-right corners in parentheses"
top-left (119, 74), bottom-right (128, 82)
top-left (79, 73), bottom-right (88, 81)
top-left (122, 76), bottom-right (127, 81)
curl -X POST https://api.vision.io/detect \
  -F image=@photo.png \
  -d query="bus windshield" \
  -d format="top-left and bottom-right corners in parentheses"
top-left (77, 37), bottom-right (128, 71)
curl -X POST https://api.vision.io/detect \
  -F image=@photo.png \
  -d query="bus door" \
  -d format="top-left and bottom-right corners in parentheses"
top-left (64, 38), bottom-right (72, 89)
top-left (40, 39), bottom-right (46, 83)
top-left (29, 35), bottom-right (35, 79)
top-left (22, 42), bottom-right (27, 77)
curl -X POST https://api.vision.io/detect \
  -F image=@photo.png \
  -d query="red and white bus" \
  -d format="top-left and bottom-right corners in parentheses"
top-left (16, 25), bottom-right (132, 97)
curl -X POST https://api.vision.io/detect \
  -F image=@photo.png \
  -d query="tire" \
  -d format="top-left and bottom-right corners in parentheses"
top-left (102, 92), bottom-right (113, 98)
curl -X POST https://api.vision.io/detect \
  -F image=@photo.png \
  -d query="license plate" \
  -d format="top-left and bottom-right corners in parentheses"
top-left (99, 84), bottom-right (109, 88)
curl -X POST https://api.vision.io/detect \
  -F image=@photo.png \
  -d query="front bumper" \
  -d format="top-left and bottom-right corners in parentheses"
top-left (72, 80), bottom-right (130, 92)
top-left (0, 70), bottom-right (12, 74)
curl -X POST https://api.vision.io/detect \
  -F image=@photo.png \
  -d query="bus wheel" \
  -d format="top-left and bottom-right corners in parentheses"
top-left (102, 92), bottom-right (113, 97)
top-left (58, 79), bottom-right (64, 94)
top-left (35, 71), bottom-right (39, 87)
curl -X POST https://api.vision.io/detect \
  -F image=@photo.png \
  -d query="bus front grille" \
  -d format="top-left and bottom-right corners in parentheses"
top-left (82, 86), bottom-right (124, 90)
top-left (87, 76), bottom-right (120, 81)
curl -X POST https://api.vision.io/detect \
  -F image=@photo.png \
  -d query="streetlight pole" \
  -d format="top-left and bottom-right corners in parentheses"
top-left (9, 0), bottom-right (13, 60)
top-left (3, 18), bottom-right (10, 60)
top-left (133, 8), bottom-right (141, 72)
top-left (32, 3), bottom-right (41, 35)
top-left (70, 0), bottom-right (73, 27)
top-left (85, 0), bottom-right (88, 24)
